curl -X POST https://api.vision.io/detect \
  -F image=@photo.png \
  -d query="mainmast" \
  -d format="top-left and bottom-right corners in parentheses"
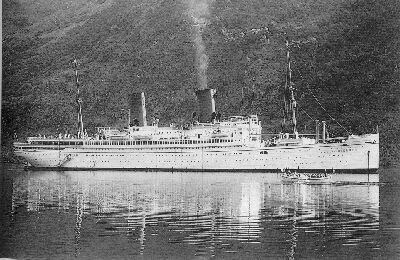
top-left (284, 39), bottom-right (298, 136)
top-left (73, 58), bottom-right (84, 138)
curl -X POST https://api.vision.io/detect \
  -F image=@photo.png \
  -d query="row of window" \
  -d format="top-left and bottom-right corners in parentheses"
top-left (19, 147), bottom-right (62, 150)
top-left (30, 141), bottom-right (84, 146)
top-left (86, 139), bottom-right (236, 146)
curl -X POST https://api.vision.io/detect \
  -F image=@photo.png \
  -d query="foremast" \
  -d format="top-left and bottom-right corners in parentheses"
top-left (73, 58), bottom-right (84, 139)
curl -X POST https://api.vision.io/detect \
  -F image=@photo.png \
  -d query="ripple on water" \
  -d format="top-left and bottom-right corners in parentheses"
top-left (2, 169), bottom-right (399, 259)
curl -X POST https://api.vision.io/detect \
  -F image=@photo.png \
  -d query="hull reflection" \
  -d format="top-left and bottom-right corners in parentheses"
top-left (10, 170), bottom-right (380, 258)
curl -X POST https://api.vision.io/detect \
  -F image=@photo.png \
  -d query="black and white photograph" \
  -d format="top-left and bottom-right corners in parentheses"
top-left (1, 0), bottom-right (399, 259)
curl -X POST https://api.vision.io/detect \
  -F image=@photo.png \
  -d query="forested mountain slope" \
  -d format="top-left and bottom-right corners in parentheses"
top-left (2, 0), bottom-right (400, 165)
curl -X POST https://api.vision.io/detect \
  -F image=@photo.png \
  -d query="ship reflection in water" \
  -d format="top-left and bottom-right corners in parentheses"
top-left (6, 170), bottom-right (382, 259)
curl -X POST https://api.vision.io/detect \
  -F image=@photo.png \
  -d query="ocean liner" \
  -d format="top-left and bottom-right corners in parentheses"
top-left (13, 55), bottom-right (379, 173)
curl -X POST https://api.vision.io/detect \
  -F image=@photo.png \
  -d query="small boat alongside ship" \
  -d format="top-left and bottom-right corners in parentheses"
top-left (13, 50), bottom-right (380, 172)
top-left (281, 169), bottom-right (332, 183)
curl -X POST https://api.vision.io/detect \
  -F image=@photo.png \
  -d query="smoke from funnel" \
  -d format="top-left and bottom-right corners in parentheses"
top-left (185, 0), bottom-right (212, 90)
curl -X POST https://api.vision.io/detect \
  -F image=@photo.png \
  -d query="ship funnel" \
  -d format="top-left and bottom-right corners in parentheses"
top-left (195, 88), bottom-right (216, 123)
top-left (129, 92), bottom-right (147, 126)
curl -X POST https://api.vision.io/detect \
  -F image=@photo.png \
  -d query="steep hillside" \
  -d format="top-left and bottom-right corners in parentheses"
top-left (205, 0), bottom-right (400, 165)
top-left (308, 0), bottom-right (400, 165)
top-left (2, 0), bottom-right (400, 165)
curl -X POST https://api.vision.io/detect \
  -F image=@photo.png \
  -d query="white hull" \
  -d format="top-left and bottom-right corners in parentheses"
top-left (15, 139), bottom-right (379, 173)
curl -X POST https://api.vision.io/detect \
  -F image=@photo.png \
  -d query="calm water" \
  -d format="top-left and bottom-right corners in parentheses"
top-left (1, 165), bottom-right (399, 259)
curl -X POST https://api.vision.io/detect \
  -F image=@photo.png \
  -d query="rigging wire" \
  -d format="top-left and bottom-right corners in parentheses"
top-left (306, 86), bottom-right (351, 135)
top-left (295, 67), bottom-right (351, 135)
top-left (297, 105), bottom-right (315, 121)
